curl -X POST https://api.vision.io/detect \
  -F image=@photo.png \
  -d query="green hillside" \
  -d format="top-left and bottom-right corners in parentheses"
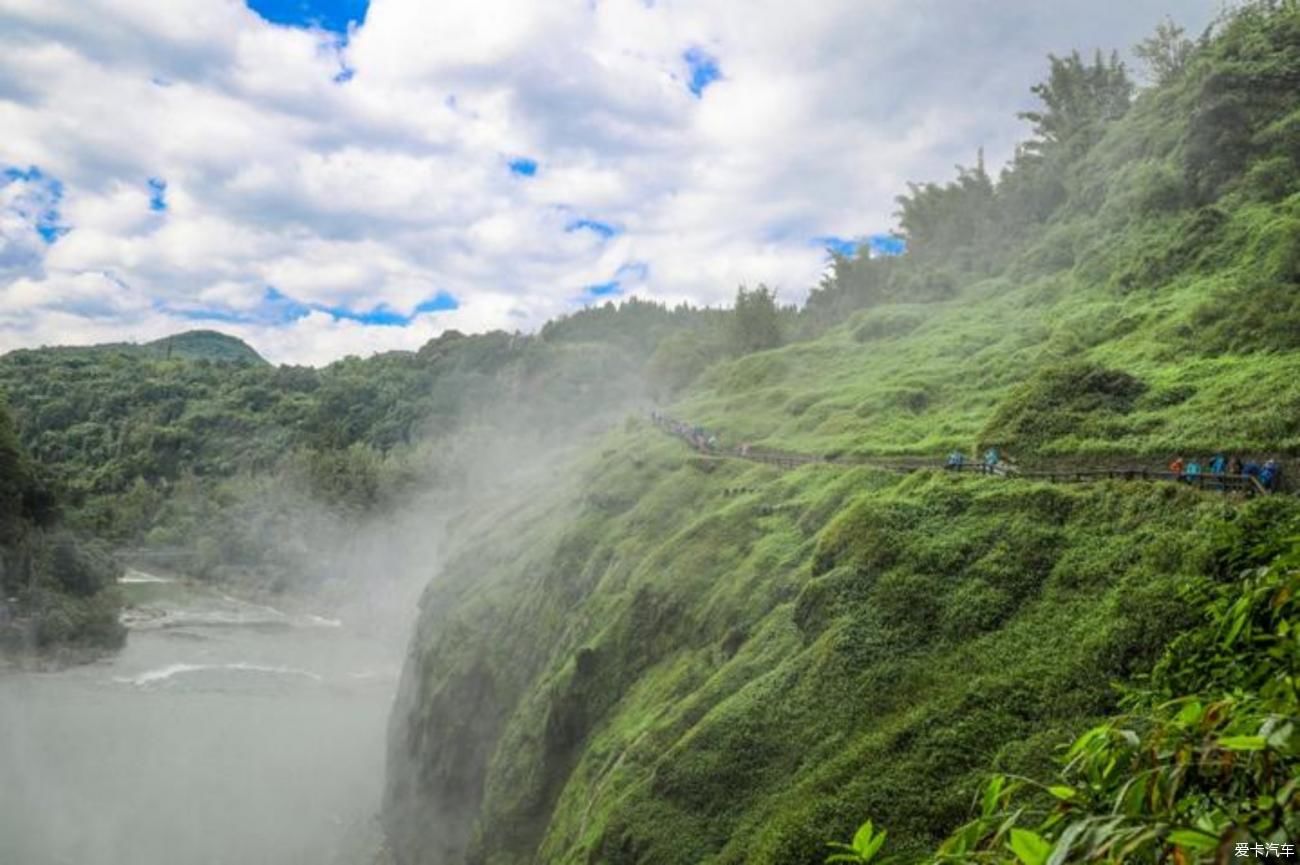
top-left (383, 6), bottom-right (1300, 864)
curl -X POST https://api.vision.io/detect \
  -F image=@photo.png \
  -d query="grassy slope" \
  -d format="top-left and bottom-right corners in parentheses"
top-left (386, 12), bottom-right (1300, 864)
top-left (680, 201), bottom-right (1300, 460)
top-left (681, 80), bottom-right (1300, 459)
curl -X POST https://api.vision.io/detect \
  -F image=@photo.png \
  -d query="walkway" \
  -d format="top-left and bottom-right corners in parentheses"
top-left (650, 414), bottom-right (1273, 497)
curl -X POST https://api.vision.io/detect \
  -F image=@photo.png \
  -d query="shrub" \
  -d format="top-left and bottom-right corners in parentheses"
top-left (980, 363), bottom-right (1147, 453)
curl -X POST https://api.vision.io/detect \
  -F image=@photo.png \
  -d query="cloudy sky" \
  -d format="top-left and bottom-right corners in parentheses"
top-left (0, 0), bottom-right (1218, 365)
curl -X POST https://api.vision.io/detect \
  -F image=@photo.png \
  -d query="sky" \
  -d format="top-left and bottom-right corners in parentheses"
top-left (0, 0), bottom-right (1220, 366)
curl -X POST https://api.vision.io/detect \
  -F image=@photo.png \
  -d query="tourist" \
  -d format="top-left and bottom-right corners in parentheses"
top-left (1260, 459), bottom-right (1281, 492)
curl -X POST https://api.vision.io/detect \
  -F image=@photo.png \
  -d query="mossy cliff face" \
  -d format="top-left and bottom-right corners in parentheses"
top-left (383, 430), bottom-right (1291, 864)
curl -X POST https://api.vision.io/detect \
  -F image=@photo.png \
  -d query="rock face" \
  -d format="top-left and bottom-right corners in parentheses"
top-left (381, 466), bottom-right (598, 865)
top-left (385, 655), bottom-right (502, 865)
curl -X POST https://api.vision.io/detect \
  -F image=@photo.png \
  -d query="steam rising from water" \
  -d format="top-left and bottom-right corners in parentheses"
top-left (0, 368), bottom-right (643, 865)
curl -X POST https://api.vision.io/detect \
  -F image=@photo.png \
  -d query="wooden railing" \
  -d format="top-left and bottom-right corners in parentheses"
top-left (943, 462), bottom-right (1267, 494)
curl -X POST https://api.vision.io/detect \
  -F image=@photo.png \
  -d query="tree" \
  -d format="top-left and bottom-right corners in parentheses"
top-left (731, 284), bottom-right (783, 354)
top-left (1135, 17), bottom-right (1194, 85)
top-left (1018, 50), bottom-right (1133, 156)
top-left (0, 400), bottom-right (32, 535)
top-left (894, 151), bottom-right (996, 259)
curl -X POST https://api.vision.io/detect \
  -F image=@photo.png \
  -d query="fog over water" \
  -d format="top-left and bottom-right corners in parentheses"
top-left (0, 385), bottom-right (625, 865)
top-left (0, 575), bottom-right (404, 865)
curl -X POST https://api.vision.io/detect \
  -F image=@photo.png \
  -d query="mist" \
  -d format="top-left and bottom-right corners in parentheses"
top-left (0, 361), bottom-right (643, 865)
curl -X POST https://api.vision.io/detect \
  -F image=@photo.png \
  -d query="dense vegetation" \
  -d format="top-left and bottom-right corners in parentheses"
top-left (382, 4), bottom-right (1300, 865)
top-left (832, 515), bottom-right (1299, 864)
top-left (0, 398), bottom-right (123, 657)
top-left (0, 303), bottom-right (734, 585)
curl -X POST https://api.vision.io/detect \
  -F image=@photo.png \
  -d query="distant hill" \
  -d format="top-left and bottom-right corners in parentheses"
top-left (140, 331), bottom-right (266, 364)
top-left (0, 330), bottom-right (267, 366)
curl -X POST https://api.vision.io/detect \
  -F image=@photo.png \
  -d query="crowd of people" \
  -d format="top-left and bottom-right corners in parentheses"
top-left (945, 447), bottom-right (1007, 470)
top-left (1168, 454), bottom-right (1283, 491)
top-left (650, 411), bottom-right (720, 452)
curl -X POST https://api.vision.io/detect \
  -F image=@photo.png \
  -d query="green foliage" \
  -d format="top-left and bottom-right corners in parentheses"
top-left (0, 400), bottom-right (124, 654)
top-left (388, 445), bottom-right (1288, 865)
top-left (34, 530), bottom-right (118, 597)
top-left (647, 330), bottom-right (730, 399)
top-left (0, 301), bottom-right (706, 571)
top-left (1134, 17), bottom-right (1195, 86)
top-left (896, 157), bottom-right (996, 263)
top-left (826, 820), bottom-right (889, 864)
top-left (140, 330), bottom-right (266, 363)
top-left (980, 363), bottom-right (1147, 454)
top-left (542, 297), bottom-right (725, 358)
top-left (1018, 50), bottom-right (1134, 157)
top-left (835, 527), bottom-right (1300, 864)
top-left (1183, 1), bottom-right (1300, 202)
top-left (0, 396), bottom-right (32, 538)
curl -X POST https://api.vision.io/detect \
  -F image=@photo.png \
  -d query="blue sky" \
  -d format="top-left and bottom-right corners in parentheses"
top-left (246, 0), bottom-right (370, 34)
top-left (683, 47), bottom-right (722, 97)
top-left (169, 287), bottom-right (459, 327)
top-left (3, 167), bottom-right (68, 244)
top-left (0, 0), bottom-right (1222, 365)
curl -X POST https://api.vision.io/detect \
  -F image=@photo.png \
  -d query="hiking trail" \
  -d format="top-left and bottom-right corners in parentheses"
top-left (650, 415), bottom-right (1276, 497)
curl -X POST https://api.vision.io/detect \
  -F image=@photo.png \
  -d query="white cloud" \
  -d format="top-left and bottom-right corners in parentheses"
top-left (0, 0), bottom-right (1222, 365)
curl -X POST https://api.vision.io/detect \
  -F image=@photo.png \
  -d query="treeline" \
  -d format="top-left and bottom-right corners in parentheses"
top-left (0, 307), bottom-right (725, 591)
top-left (804, 2), bottom-right (1300, 353)
top-left (0, 289), bottom-right (799, 571)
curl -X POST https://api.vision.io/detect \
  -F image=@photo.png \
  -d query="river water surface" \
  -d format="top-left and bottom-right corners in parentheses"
top-left (0, 572), bottom-right (404, 865)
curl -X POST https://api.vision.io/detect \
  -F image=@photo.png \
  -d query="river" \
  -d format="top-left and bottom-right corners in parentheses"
top-left (0, 571), bottom-right (406, 865)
